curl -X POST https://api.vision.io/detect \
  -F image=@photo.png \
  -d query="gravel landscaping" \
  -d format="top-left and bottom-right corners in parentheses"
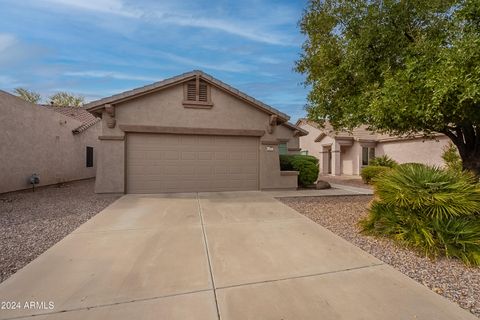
top-left (279, 195), bottom-right (480, 318)
top-left (0, 179), bottom-right (121, 283)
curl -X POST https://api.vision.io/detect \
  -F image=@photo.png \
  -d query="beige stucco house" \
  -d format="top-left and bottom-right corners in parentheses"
top-left (296, 119), bottom-right (450, 176)
top-left (0, 91), bottom-right (100, 193)
top-left (86, 70), bottom-right (307, 194)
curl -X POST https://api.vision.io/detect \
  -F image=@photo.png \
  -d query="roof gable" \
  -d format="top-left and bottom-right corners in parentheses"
top-left (85, 70), bottom-right (289, 122)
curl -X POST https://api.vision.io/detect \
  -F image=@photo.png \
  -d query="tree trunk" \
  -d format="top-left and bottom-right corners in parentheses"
top-left (442, 125), bottom-right (480, 176)
top-left (442, 124), bottom-right (480, 177)
top-left (462, 154), bottom-right (480, 176)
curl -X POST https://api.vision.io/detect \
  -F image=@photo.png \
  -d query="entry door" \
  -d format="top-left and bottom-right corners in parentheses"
top-left (126, 133), bottom-right (259, 193)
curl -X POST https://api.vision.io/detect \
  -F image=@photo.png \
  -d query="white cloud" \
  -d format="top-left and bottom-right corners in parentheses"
top-left (160, 52), bottom-right (250, 73)
top-left (0, 33), bottom-right (17, 52)
top-left (43, 0), bottom-right (141, 17)
top-left (64, 70), bottom-right (161, 82)
top-left (37, 0), bottom-right (296, 46)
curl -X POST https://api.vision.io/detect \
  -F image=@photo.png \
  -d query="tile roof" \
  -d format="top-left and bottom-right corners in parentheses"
top-left (297, 118), bottom-right (396, 142)
top-left (42, 105), bottom-right (100, 134)
top-left (297, 118), bottom-right (445, 142)
top-left (85, 70), bottom-right (290, 121)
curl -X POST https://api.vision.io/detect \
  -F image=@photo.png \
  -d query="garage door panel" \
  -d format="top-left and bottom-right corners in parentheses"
top-left (127, 134), bottom-right (259, 193)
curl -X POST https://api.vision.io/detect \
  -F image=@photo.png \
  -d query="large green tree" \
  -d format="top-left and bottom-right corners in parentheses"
top-left (296, 0), bottom-right (480, 174)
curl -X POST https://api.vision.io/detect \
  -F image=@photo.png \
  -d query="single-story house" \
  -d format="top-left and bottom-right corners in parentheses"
top-left (0, 91), bottom-right (100, 193)
top-left (296, 119), bottom-right (450, 176)
top-left (86, 70), bottom-right (307, 194)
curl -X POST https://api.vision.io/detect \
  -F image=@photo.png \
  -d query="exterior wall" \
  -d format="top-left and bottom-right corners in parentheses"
top-left (298, 122), bottom-right (323, 158)
top-left (95, 84), bottom-right (300, 193)
top-left (341, 142), bottom-right (362, 175)
top-left (0, 92), bottom-right (99, 193)
top-left (376, 136), bottom-right (449, 167)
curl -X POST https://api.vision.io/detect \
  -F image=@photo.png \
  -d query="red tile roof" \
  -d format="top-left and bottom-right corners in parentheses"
top-left (42, 105), bottom-right (100, 134)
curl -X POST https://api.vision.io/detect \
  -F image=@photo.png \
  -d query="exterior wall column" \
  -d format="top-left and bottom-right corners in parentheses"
top-left (331, 141), bottom-right (342, 176)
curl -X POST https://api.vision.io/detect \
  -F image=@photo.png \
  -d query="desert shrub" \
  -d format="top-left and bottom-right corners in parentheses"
top-left (279, 155), bottom-right (318, 171)
top-left (279, 155), bottom-right (319, 186)
top-left (360, 163), bottom-right (480, 266)
top-left (442, 142), bottom-right (462, 172)
top-left (360, 166), bottom-right (391, 184)
top-left (369, 155), bottom-right (398, 168)
top-left (291, 157), bottom-right (319, 186)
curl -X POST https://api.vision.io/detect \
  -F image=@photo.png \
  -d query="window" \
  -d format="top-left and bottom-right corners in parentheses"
top-left (300, 150), bottom-right (308, 156)
top-left (278, 143), bottom-right (288, 155)
top-left (184, 79), bottom-right (211, 105)
top-left (86, 146), bottom-right (93, 168)
top-left (362, 147), bottom-right (375, 166)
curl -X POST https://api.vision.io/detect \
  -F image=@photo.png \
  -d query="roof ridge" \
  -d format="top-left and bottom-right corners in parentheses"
top-left (84, 70), bottom-right (289, 121)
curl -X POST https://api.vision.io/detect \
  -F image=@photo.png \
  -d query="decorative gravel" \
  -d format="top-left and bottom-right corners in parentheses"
top-left (0, 179), bottom-right (121, 283)
top-left (278, 195), bottom-right (480, 318)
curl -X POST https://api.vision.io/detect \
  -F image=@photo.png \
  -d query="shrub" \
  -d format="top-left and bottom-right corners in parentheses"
top-left (291, 157), bottom-right (319, 186)
top-left (442, 142), bottom-right (462, 172)
top-left (369, 155), bottom-right (398, 168)
top-left (279, 155), bottom-right (319, 186)
top-left (360, 166), bottom-right (391, 184)
top-left (279, 155), bottom-right (318, 171)
top-left (360, 163), bottom-right (480, 266)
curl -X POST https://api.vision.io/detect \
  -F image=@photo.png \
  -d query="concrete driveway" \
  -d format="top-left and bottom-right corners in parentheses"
top-left (0, 192), bottom-right (475, 320)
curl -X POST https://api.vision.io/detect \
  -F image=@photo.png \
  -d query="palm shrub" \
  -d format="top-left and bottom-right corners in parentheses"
top-left (360, 166), bottom-right (391, 184)
top-left (369, 155), bottom-right (398, 168)
top-left (360, 163), bottom-right (480, 266)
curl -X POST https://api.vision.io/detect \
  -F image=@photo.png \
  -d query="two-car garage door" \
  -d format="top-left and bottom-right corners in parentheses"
top-left (126, 133), bottom-right (259, 193)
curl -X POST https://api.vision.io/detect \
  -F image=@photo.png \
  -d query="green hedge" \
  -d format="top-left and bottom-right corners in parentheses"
top-left (360, 163), bottom-right (480, 266)
top-left (360, 166), bottom-right (391, 184)
top-left (279, 155), bottom-right (319, 186)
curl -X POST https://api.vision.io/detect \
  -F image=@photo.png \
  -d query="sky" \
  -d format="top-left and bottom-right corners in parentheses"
top-left (0, 0), bottom-right (309, 121)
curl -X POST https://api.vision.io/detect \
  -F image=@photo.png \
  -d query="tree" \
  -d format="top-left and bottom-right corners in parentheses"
top-left (14, 88), bottom-right (41, 104)
top-left (49, 92), bottom-right (85, 107)
top-left (296, 0), bottom-right (480, 174)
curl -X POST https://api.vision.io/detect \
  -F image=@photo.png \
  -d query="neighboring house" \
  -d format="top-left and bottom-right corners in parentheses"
top-left (0, 91), bottom-right (100, 193)
top-left (296, 119), bottom-right (450, 176)
top-left (86, 70), bottom-right (307, 194)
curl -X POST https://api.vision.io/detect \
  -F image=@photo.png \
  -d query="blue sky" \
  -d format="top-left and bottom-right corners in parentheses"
top-left (0, 0), bottom-right (309, 121)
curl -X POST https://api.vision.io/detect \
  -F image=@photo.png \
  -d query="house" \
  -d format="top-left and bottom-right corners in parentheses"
top-left (86, 70), bottom-right (307, 194)
top-left (296, 119), bottom-right (450, 176)
top-left (0, 91), bottom-right (100, 193)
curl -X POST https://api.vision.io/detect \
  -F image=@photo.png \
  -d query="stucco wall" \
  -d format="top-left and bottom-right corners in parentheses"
top-left (94, 83), bottom-right (300, 193)
top-left (0, 92), bottom-right (99, 193)
top-left (376, 136), bottom-right (449, 167)
top-left (341, 143), bottom-right (363, 175)
top-left (298, 122), bottom-right (323, 158)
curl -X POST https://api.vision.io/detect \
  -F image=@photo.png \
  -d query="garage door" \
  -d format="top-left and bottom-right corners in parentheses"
top-left (126, 133), bottom-right (259, 193)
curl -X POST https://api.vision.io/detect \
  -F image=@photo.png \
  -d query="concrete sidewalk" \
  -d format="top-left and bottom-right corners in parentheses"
top-left (0, 192), bottom-right (475, 320)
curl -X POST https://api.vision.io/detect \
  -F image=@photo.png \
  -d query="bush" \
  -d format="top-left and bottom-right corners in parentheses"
top-left (279, 155), bottom-right (318, 170)
top-left (279, 155), bottom-right (319, 186)
top-left (442, 142), bottom-right (462, 172)
top-left (360, 163), bottom-right (480, 266)
top-left (369, 155), bottom-right (398, 168)
top-left (360, 166), bottom-right (391, 184)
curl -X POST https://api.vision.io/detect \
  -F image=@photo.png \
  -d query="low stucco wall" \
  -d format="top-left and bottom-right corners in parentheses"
top-left (0, 92), bottom-right (99, 193)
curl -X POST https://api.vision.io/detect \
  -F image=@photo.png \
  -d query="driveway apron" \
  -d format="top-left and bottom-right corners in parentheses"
top-left (0, 191), bottom-right (476, 320)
